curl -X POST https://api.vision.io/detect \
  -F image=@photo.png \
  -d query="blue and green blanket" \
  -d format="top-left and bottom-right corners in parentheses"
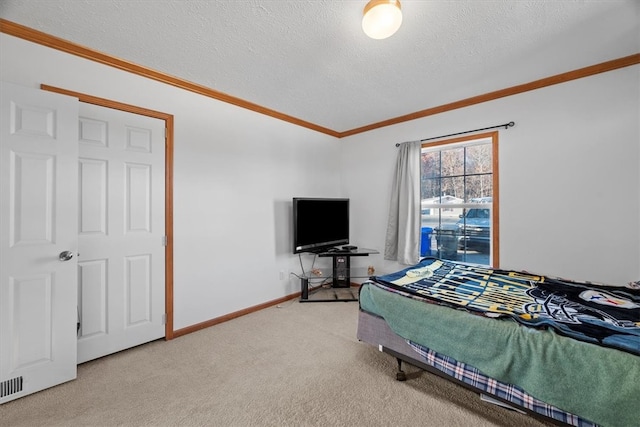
top-left (372, 257), bottom-right (640, 355)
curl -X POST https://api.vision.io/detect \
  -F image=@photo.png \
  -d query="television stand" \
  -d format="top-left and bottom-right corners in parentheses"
top-left (300, 248), bottom-right (379, 302)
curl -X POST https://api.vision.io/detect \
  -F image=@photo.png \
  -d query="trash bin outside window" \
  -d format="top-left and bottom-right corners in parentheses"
top-left (435, 225), bottom-right (459, 260)
top-left (420, 227), bottom-right (433, 257)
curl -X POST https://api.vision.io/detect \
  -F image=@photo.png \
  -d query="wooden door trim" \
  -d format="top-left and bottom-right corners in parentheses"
top-left (41, 84), bottom-right (175, 340)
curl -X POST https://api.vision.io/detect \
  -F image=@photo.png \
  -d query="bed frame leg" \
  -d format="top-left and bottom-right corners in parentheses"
top-left (395, 358), bottom-right (406, 381)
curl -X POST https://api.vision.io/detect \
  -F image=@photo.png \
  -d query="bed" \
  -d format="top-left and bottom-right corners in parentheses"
top-left (356, 257), bottom-right (640, 427)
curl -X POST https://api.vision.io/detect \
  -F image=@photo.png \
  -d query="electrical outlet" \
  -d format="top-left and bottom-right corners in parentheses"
top-left (279, 270), bottom-right (285, 280)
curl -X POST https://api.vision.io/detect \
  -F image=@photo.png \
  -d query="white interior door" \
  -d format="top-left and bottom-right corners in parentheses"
top-left (0, 81), bottom-right (79, 404)
top-left (77, 103), bottom-right (165, 364)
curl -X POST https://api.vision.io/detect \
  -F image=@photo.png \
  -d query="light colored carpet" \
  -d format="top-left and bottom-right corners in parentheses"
top-left (0, 296), bottom-right (550, 426)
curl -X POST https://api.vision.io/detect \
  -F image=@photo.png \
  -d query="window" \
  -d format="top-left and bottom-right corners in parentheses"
top-left (420, 132), bottom-right (499, 266)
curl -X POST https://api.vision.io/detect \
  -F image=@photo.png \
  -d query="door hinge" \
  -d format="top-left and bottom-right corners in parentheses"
top-left (161, 313), bottom-right (167, 325)
top-left (162, 236), bottom-right (168, 246)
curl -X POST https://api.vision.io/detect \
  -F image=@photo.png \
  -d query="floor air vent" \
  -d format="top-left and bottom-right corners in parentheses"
top-left (1, 376), bottom-right (23, 398)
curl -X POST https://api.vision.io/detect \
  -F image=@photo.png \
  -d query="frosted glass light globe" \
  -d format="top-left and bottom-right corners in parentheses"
top-left (362, 0), bottom-right (403, 40)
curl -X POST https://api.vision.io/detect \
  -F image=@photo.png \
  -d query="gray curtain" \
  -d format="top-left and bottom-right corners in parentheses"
top-left (384, 140), bottom-right (421, 265)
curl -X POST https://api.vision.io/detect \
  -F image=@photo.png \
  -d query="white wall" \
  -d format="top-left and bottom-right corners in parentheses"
top-left (341, 65), bottom-right (640, 286)
top-left (0, 34), bottom-right (343, 330)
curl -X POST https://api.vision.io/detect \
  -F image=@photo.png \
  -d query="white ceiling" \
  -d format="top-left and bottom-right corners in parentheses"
top-left (1, 1), bottom-right (638, 134)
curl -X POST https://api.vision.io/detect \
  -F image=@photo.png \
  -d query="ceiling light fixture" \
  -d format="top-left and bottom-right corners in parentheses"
top-left (362, 0), bottom-right (403, 40)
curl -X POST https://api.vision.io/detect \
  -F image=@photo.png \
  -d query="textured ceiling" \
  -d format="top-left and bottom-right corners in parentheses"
top-left (1, 1), bottom-right (638, 133)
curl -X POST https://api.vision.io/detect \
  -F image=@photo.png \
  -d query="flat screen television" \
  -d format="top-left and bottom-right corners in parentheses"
top-left (293, 197), bottom-right (349, 254)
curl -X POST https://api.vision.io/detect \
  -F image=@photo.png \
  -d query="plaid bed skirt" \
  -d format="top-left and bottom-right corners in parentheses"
top-left (408, 341), bottom-right (597, 427)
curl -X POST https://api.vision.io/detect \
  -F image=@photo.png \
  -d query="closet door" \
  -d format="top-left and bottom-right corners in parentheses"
top-left (77, 102), bottom-right (165, 364)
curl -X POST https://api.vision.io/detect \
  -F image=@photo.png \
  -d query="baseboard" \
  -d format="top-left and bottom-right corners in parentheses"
top-left (172, 282), bottom-right (361, 338)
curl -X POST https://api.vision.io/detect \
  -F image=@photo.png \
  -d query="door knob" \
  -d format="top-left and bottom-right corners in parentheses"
top-left (59, 251), bottom-right (74, 261)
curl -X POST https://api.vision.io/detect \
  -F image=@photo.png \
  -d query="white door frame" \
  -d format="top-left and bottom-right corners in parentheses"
top-left (41, 84), bottom-right (175, 340)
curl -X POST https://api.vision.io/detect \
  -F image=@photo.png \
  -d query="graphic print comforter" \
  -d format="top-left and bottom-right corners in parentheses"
top-left (372, 258), bottom-right (640, 355)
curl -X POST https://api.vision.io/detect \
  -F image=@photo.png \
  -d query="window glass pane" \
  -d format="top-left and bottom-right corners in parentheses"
top-left (464, 174), bottom-right (493, 201)
top-left (421, 151), bottom-right (440, 199)
top-left (440, 147), bottom-right (464, 177)
top-left (420, 206), bottom-right (490, 266)
top-left (420, 207), bottom-right (460, 259)
top-left (421, 151), bottom-right (440, 178)
top-left (464, 144), bottom-right (492, 175)
top-left (457, 207), bottom-right (491, 265)
top-left (422, 177), bottom-right (441, 200)
top-left (441, 176), bottom-right (464, 201)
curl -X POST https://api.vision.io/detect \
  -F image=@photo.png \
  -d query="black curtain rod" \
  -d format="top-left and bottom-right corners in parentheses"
top-left (395, 121), bottom-right (515, 147)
